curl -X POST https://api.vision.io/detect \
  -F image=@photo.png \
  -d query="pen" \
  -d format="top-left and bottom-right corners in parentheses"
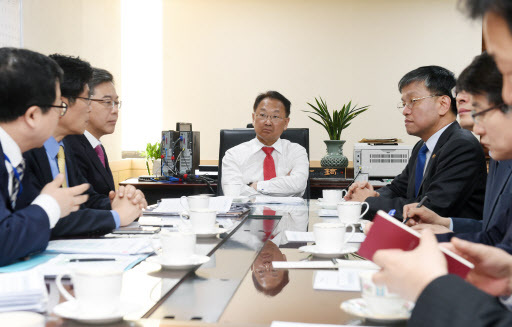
top-left (69, 258), bottom-right (116, 262)
top-left (388, 209), bottom-right (396, 217)
top-left (403, 196), bottom-right (428, 225)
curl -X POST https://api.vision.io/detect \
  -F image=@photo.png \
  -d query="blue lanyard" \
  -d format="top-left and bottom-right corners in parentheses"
top-left (4, 154), bottom-right (23, 196)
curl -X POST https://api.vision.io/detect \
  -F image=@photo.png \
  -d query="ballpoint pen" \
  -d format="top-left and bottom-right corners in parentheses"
top-left (68, 258), bottom-right (116, 262)
top-left (403, 195), bottom-right (428, 225)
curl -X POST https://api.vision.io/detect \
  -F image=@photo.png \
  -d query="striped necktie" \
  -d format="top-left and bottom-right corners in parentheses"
top-left (57, 146), bottom-right (67, 188)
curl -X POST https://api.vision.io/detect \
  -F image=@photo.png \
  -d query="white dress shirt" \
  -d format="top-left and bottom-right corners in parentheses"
top-left (84, 130), bottom-right (102, 148)
top-left (221, 137), bottom-right (309, 197)
top-left (0, 127), bottom-right (60, 227)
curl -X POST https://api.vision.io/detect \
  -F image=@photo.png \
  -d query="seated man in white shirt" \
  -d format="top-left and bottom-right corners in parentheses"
top-left (221, 91), bottom-right (309, 197)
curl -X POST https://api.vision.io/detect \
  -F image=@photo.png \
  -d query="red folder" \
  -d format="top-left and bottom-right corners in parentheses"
top-left (358, 210), bottom-right (474, 279)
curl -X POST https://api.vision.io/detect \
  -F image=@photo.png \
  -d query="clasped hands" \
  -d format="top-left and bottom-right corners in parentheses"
top-left (344, 181), bottom-right (379, 202)
top-left (108, 185), bottom-right (148, 226)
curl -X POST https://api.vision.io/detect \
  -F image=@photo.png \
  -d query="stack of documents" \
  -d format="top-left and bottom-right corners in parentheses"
top-left (46, 238), bottom-right (156, 255)
top-left (0, 270), bottom-right (48, 312)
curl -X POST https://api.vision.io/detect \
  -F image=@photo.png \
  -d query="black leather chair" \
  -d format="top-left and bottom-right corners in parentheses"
top-left (217, 128), bottom-right (310, 199)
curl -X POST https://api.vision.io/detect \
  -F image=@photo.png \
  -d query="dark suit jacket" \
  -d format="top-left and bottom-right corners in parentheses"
top-left (437, 160), bottom-right (512, 250)
top-left (21, 138), bottom-right (116, 238)
top-left (409, 275), bottom-right (512, 327)
top-left (0, 143), bottom-right (51, 266)
top-left (365, 122), bottom-right (486, 220)
top-left (65, 134), bottom-right (115, 196)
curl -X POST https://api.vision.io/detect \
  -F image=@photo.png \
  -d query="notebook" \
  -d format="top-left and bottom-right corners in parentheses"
top-left (358, 210), bottom-right (474, 278)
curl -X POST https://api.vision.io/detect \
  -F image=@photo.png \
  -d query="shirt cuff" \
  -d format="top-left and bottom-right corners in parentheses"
top-left (111, 210), bottom-right (120, 229)
top-left (449, 218), bottom-right (454, 231)
top-left (32, 194), bottom-right (61, 228)
top-left (256, 181), bottom-right (269, 194)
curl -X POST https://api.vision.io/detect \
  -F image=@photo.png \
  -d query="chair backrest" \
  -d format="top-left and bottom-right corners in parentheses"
top-left (217, 128), bottom-right (310, 199)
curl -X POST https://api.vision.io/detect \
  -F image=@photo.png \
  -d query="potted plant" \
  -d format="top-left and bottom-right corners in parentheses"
top-left (141, 142), bottom-right (162, 176)
top-left (304, 97), bottom-right (369, 168)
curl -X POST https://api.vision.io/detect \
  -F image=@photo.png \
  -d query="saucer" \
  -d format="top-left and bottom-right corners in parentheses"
top-left (194, 227), bottom-right (227, 238)
top-left (340, 298), bottom-right (413, 322)
top-left (318, 202), bottom-right (338, 210)
top-left (53, 300), bottom-right (140, 324)
top-left (147, 254), bottom-right (210, 270)
top-left (298, 244), bottom-right (357, 258)
top-left (232, 196), bottom-right (250, 203)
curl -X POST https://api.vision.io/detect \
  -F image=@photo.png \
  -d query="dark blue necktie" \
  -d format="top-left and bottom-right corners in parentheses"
top-left (415, 144), bottom-right (429, 197)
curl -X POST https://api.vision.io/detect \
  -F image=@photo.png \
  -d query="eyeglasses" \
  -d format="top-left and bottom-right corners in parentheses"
top-left (397, 95), bottom-right (440, 112)
top-left (255, 113), bottom-right (285, 123)
top-left (90, 98), bottom-right (122, 110)
top-left (36, 102), bottom-right (68, 117)
top-left (75, 96), bottom-right (92, 105)
top-left (471, 103), bottom-right (510, 124)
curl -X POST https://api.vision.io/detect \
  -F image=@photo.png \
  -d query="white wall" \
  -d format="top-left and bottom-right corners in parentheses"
top-left (21, 0), bottom-right (482, 163)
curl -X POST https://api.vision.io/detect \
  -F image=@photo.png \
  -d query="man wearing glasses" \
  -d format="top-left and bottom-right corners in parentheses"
top-left (221, 91), bottom-right (309, 197)
top-left (22, 54), bottom-right (146, 238)
top-left (345, 66), bottom-right (487, 221)
top-left (0, 48), bottom-right (90, 266)
top-left (66, 68), bottom-right (119, 196)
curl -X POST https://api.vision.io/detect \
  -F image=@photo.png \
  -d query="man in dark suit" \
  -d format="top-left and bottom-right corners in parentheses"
top-left (65, 68), bottom-right (118, 196)
top-left (346, 66), bottom-right (487, 221)
top-left (370, 2), bottom-right (512, 325)
top-left (0, 48), bottom-right (89, 266)
top-left (402, 54), bottom-right (512, 254)
top-left (22, 54), bottom-right (145, 238)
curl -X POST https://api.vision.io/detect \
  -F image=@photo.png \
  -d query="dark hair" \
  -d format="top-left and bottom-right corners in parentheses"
top-left (398, 65), bottom-right (457, 115)
top-left (0, 47), bottom-right (63, 123)
top-left (253, 91), bottom-right (291, 117)
top-left (89, 67), bottom-right (114, 96)
top-left (49, 54), bottom-right (92, 101)
top-left (461, 0), bottom-right (512, 33)
top-left (457, 52), bottom-right (503, 106)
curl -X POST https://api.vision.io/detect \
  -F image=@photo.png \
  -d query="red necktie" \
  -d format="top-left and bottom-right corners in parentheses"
top-left (94, 145), bottom-right (106, 167)
top-left (262, 206), bottom-right (276, 241)
top-left (262, 147), bottom-right (276, 181)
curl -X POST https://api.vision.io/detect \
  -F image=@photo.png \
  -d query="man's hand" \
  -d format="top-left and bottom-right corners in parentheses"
top-left (250, 182), bottom-right (258, 191)
top-left (109, 185), bottom-right (148, 209)
top-left (451, 237), bottom-right (512, 296)
top-left (372, 230), bottom-right (448, 302)
top-left (41, 174), bottom-right (90, 217)
top-left (403, 203), bottom-right (450, 228)
top-left (344, 181), bottom-right (372, 200)
top-left (411, 223), bottom-right (452, 234)
top-left (111, 192), bottom-right (143, 226)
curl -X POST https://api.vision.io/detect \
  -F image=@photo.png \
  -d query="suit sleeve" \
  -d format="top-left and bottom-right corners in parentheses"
top-left (410, 275), bottom-right (512, 327)
top-left (0, 195), bottom-right (51, 266)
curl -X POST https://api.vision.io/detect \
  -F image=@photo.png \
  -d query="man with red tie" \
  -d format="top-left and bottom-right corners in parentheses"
top-left (221, 91), bottom-right (309, 197)
top-left (66, 68), bottom-right (118, 196)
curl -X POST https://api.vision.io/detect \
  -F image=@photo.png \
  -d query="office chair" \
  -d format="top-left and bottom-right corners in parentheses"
top-left (217, 128), bottom-right (310, 199)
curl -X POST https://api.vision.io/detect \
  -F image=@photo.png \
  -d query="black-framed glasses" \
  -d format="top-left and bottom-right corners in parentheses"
top-left (471, 103), bottom-right (511, 123)
top-left (37, 103), bottom-right (68, 117)
top-left (397, 95), bottom-right (440, 112)
top-left (254, 113), bottom-right (285, 123)
top-left (75, 96), bottom-right (92, 105)
top-left (90, 98), bottom-right (122, 110)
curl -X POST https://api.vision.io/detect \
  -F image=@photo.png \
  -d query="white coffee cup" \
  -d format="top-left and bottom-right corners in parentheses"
top-left (359, 271), bottom-right (407, 315)
top-left (56, 268), bottom-right (123, 316)
top-left (322, 189), bottom-right (347, 203)
top-left (313, 222), bottom-right (355, 252)
top-left (180, 208), bottom-right (217, 233)
top-left (337, 201), bottom-right (369, 224)
top-left (223, 182), bottom-right (242, 197)
top-left (160, 229), bottom-right (196, 262)
top-left (180, 195), bottom-right (210, 210)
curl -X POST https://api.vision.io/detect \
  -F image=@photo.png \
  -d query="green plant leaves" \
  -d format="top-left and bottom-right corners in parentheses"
top-left (303, 97), bottom-right (369, 140)
top-left (140, 142), bottom-right (162, 175)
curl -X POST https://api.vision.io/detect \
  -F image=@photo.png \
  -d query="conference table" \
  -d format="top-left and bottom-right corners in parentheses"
top-left (44, 200), bottom-right (402, 327)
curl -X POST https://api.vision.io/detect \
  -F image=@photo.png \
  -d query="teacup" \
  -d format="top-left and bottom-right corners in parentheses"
top-left (160, 229), bottom-right (196, 262)
top-left (337, 201), bottom-right (369, 224)
top-left (359, 271), bottom-right (407, 315)
top-left (180, 208), bottom-right (217, 233)
top-left (56, 268), bottom-right (123, 316)
top-left (222, 182), bottom-right (242, 197)
top-left (313, 222), bottom-right (355, 252)
top-left (180, 195), bottom-right (210, 210)
top-left (322, 189), bottom-right (347, 203)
